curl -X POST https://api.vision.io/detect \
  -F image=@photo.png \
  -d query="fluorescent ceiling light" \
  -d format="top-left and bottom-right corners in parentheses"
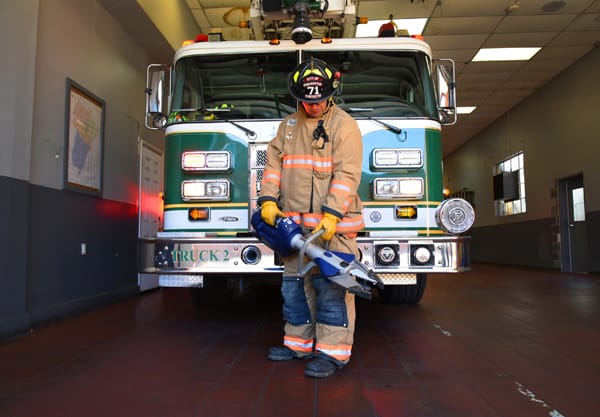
top-left (472, 47), bottom-right (541, 62)
top-left (457, 106), bottom-right (476, 114)
top-left (355, 18), bottom-right (428, 37)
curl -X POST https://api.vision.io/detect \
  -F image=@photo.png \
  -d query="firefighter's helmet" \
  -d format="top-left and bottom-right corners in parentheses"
top-left (288, 58), bottom-right (339, 103)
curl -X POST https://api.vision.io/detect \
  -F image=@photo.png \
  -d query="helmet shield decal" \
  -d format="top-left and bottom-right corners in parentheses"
top-left (302, 75), bottom-right (325, 101)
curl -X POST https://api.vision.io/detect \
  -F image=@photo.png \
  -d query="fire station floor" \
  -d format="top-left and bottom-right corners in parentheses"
top-left (1, 264), bottom-right (599, 417)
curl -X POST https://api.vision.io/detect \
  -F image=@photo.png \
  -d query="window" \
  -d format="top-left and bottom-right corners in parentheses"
top-left (572, 187), bottom-right (585, 222)
top-left (494, 152), bottom-right (526, 216)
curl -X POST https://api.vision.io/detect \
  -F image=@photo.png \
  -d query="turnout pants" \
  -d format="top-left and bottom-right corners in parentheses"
top-left (280, 234), bottom-right (358, 366)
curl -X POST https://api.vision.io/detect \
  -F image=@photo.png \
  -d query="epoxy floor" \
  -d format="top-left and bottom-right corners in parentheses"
top-left (1, 264), bottom-right (599, 417)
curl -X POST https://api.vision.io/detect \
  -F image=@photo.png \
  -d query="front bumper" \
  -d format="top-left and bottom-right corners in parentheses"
top-left (138, 235), bottom-right (470, 287)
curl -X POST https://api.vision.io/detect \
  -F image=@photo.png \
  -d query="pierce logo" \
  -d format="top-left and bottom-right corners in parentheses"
top-left (220, 216), bottom-right (240, 222)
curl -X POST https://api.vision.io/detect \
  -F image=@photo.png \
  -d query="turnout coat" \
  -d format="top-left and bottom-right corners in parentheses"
top-left (258, 103), bottom-right (364, 236)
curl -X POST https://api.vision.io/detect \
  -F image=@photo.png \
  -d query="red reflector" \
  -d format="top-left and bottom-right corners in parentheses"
top-left (195, 34), bottom-right (209, 42)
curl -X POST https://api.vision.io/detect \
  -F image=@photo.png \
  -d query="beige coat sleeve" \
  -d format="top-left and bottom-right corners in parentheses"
top-left (323, 108), bottom-right (363, 218)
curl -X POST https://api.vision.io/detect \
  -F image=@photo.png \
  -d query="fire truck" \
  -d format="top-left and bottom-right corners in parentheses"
top-left (141, 0), bottom-right (474, 305)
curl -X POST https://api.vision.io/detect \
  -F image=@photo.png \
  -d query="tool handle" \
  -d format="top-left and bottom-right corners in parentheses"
top-left (294, 229), bottom-right (324, 274)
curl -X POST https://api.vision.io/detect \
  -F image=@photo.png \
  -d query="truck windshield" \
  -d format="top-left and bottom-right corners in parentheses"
top-left (310, 50), bottom-right (438, 119)
top-left (171, 52), bottom-right (298, 121)
top-left (170, 49), bottom-right (437, 122)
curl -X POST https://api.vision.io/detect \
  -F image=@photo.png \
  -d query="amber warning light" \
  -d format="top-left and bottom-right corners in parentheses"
top-left (189, 207), bottom-right (210, 221)
top-left (395, 205), bottom-right (418, 220)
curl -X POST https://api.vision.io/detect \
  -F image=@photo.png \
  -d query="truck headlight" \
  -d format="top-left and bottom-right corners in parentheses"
top-left (181, 180), bottom-right (230, 201)
top-left (182, 151), bottom-right (230, 171)
top-left (435, 198), bottom-right (475, 234)
top-left (373, 178), bottom-right (424, 200)
top-left (373, 148), bottom-right (422, 169)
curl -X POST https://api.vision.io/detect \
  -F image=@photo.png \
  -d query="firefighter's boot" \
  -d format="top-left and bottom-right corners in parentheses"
top-left (304, 357), bottom-right (339, 378)
top-left (266, 346), bottom-right (298, 361)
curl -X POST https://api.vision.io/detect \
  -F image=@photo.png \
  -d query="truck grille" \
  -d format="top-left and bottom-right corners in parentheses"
top-left (250, 144), bottom-right (268, 214)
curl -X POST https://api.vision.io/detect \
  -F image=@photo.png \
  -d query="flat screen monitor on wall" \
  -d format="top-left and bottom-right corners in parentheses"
top-left (493, 171), bottom-right (519, 201)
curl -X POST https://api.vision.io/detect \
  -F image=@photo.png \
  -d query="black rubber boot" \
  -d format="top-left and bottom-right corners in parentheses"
top-left (266, 346), bottom-right (297, 361)
top-left (304, 357), bottom-right (339, 378)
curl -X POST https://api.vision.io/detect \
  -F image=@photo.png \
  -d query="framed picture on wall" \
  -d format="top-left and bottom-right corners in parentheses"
top-left (64, 78), bottom-right (105, 196)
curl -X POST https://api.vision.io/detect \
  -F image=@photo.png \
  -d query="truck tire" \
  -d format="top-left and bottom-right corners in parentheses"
top-left (381, 273), bottom-right (427, 304)
top-left (189, 276), bottom-right (231, 305)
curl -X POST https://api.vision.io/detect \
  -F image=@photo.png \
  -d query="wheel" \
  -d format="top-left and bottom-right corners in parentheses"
top-left (381, 273), bottom-right (427, 304)
top-left (189, 276), bottom-right (231, 305)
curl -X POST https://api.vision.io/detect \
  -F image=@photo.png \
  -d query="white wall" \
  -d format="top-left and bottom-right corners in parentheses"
top-left (0, 1), bottom-right (39, 181)
top-left (444, 47), bottom-right (600, 227)
top-left (29, 0), bottom-right (163, 203)
top-left (138, 0), bottom-right (200, 50)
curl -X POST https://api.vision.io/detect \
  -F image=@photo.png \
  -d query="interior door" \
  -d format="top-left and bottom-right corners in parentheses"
top-left (138, 140), bottom-right (164, 291)
top-left (558, 174), bottom-right (588, 272)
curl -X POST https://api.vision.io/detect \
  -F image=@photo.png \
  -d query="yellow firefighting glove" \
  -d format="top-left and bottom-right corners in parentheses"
top-left (261, 201), bottom-right (285, 226)
top-left (312, 212), bottom-right (340, 241)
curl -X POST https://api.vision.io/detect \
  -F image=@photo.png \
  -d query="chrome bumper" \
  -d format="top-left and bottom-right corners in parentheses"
top-left (138, 235), bottom-right (470, 287)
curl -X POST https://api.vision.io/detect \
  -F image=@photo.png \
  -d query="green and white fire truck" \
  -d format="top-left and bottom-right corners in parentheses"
top-left (141, 0), bottom-right (474, 304)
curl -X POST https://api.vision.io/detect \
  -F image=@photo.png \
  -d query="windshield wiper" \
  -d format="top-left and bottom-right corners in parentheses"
top-left (228, 120), bottom-right (257, 140)
top-left (347, 108), bottom-right (402, 135)
top-left (198, 107), bottom-right (257, 139)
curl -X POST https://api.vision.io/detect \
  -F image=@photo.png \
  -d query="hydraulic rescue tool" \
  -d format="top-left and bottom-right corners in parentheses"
top-left (251, 211), bottom-right (384, 299)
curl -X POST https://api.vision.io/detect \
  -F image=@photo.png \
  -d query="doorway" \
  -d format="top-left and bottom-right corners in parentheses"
top-left (558, 174), bottom-right (588, 272)
top-left (138, 140), bottom-right (164, 291)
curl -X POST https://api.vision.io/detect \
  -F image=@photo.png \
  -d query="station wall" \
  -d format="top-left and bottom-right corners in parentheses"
top-left (444, 47), bottom-right (600, 271)
top-left (0, 0), bottom-right (165, 339)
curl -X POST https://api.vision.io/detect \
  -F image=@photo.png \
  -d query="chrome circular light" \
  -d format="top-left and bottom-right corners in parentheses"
top-left (435, 198), bottom-right (475, 234)
top-left (151, 113), bottom-right (167, 129)
top-left (377, 246), bottom-right (397, 265)
top-left (413, 247), bottom-right (431, 264)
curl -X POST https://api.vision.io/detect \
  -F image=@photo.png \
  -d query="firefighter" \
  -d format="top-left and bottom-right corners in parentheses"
top-left (257, 58), bottom-right (364, 378)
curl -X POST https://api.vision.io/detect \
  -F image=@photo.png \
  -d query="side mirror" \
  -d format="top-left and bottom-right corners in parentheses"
top-left (145, 64), bottom-right (170, 130)
top-left (434, 59), bottom-right (457, 125)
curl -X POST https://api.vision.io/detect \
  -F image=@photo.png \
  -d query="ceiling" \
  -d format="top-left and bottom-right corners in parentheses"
top-left (107, 0), bottom-right (600, 156)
